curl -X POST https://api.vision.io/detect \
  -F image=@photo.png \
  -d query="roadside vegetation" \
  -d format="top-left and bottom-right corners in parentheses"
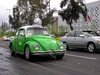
top-left (0, 0), bottom-right (88, 38)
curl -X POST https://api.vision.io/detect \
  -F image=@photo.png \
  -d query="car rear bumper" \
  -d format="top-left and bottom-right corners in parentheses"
top-left (31, 50), bottom-right (66, 55)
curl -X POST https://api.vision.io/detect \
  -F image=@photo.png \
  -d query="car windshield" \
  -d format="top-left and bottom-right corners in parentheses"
top-left (83, 31), bottom-right (100, 37)
top-left (27, 27), bottom-right (50, 36)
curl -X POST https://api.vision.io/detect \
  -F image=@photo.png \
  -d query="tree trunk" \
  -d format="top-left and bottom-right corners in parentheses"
top-left (69, 23), bottom-right (73, 30)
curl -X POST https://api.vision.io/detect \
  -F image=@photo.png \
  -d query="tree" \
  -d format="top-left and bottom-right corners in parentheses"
top-left (59, 0), bottom-right (87, 30)
top-left (91, 20), bottom-right (96, 31)
top-left (1, 22), bottom-right (9, 32)
top-left (9, 0), bottom-right (56, 29)
top-left (0, 26), bottom-right (1, 32)
top-left (40, 8), bottom-right (56, 27)
top-left (9, 6), bottom-right (24, 29)
top-left (0, 22), bottom-right (9, 36)
top-left (58, 25), bottom-right (66, 32)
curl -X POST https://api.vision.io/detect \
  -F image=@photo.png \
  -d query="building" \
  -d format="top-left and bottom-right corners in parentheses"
top-left (45, 17), bottom-right (58, 33)
top-left (58, 0), bottom-right (100, 31)
top-left (52, 17), bottom-right (58, 33)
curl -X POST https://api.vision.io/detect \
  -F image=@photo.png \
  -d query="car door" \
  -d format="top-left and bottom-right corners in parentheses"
top-left (74, 31), bottom-right (86, 48)
top-left (65, 31), bottom-right (75, 47)
top-left (16, 29), bottom-right (26, 52)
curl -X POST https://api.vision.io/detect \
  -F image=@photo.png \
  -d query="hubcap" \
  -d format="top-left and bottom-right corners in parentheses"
top-left (88, 44), bottom-right (94, 52)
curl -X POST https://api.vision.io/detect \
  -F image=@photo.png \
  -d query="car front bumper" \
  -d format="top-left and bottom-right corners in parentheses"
top-left (31, 50), bottom-right (66, 56)
top-left (95, 43), bottom-right (100, 50)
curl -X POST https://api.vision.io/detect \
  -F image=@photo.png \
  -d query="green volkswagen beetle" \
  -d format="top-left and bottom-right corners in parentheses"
top-left (9, 25), bottom-right (66, 60)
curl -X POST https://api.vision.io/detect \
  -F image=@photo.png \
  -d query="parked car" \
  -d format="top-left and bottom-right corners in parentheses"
top-left (2, 36), bottom-right (10, 41)
top-left (9, 25), bottom-right (66, 61)
top-left (60, 30), bottom-right (100, 53)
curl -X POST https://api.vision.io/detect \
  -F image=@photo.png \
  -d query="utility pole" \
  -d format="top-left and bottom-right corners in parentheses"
top-left (6, 9), bottom-right (11, 37)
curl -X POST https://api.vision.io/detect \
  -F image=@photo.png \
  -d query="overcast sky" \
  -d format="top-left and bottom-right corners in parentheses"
top-left (0, 0), bottom-right (99, 25)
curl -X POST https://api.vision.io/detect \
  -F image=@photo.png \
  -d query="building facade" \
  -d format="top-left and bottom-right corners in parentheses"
top-left (58, 0), bottom-right (100, 31)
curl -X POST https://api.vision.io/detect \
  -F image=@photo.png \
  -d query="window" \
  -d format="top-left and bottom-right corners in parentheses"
top-left (66, 31), bottom-right (75, 37)
top-left (83, 31), bottom-right (100, 37)
top-left (27, 27), bottom-right (50, 36)
top-left (18, 29), bottom-right (25, 36)
top-left (75, 31), bottom-right (82, 37)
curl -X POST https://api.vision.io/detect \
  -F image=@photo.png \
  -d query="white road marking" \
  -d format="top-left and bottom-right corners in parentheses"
top-left (65, 54), bottom-right (97, 60)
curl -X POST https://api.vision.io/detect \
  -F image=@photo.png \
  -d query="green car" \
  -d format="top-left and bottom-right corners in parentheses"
top-left (9, 25), bottom-right (66, 60)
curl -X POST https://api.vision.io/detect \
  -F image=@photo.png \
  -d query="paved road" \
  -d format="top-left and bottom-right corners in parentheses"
top-left (0, 41), bottom-right (100, 75)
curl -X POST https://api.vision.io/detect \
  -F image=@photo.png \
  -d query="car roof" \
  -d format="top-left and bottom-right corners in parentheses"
top-left (71, 30), bottom-right (94, 32)
top-left (82, 30), bottom-right (93, 31)
top-left (19, 25), bottom-right (44, 30)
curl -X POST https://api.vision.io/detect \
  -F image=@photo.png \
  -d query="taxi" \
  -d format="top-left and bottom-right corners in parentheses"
top-left (9, 25), bottom-right (66, 61)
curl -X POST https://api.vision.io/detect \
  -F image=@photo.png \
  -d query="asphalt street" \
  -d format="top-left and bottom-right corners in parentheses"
top-left (0, 41), bottom-right (100, 75)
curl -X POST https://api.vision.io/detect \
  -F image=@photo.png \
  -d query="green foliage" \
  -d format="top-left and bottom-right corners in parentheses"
top-left (0, 22), bottom-right (9, 37)
top-left (47, 25), bottom-right (67, 37)
top-left (51, 31), bottom-right (66, 37)
top-left (41, 9), bottom-right (56, 27)
top-left (0, 31), bottom-right (16, 37)
top-left (1, 22), bottom-right (9, 32)
top-left (59, 0), bottom-right (87, 30)
top-left (58, 25), bottom-right (66, 32)
top-left (91, 20), bottom-right (96, 31)
top-left (9, 6), bottom-right (24, 29)
top-left (9, 0), bottom-right (56, 29)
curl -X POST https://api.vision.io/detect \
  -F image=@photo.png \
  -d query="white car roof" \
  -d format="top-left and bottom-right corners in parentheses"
top-left (19, 25), bottom-right (44, 30)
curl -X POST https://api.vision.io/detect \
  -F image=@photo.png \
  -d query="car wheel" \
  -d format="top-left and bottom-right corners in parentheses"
top-left (87, 43), bottom-right (96, 53)
top-left (24, 46), bottom-right (31, 61)
top-left (56, 54), bottom-right (64, 59)
top-left (63, 42), bottom-right (69, 50)
top-left (9, 43), bottom-right (15, 56)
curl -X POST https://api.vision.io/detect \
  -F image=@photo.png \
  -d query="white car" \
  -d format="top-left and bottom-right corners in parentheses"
top-left (2, 36), bottom-right (10, 41)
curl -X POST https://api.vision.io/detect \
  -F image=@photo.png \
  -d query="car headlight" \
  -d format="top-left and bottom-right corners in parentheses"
top-left (34, 44), bottom-right (40, 50)
top-left (59, 44), bottom-right (64, 49)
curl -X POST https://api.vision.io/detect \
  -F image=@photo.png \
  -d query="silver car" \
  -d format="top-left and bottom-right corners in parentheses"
top-left (60, 30), bottom-right (100, 53)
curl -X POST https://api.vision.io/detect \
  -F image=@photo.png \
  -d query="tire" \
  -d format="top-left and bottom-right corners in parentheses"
top-left (9, 43), bottom-right (15, 56)
top-left (56, 54), bottom-right (64, 59)
top-left (63, 42), bottom-right (69, 50)
top-left (24, 46), bottom-right (31, 61)
top-left (87, 43), bottom-right (96, 53)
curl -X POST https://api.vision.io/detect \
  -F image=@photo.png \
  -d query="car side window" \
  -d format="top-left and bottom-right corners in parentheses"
top-left (75, 31), bottom-right (83, 37)
top-left (27, 29), bottom-right (34, 36)
top-left (66, 31), bottom-right (75, 37)
top-left (18, 29), bottom-right (25, 36)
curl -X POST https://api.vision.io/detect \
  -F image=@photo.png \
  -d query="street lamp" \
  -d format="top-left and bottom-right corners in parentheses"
top-left (6, 9), bottom-right (11, 36)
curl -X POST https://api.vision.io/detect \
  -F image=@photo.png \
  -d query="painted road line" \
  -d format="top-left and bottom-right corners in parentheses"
top-left (65, 54), bottom-right (97, 60)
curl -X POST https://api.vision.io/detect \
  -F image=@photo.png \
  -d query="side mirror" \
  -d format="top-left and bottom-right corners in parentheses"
top-left (79, 35), bottom-right (84, 38)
